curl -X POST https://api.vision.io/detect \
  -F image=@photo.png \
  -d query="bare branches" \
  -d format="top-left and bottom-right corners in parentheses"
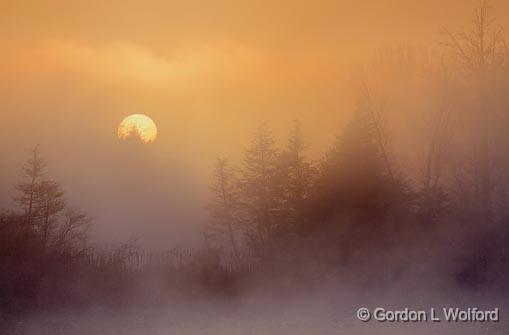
top-left (441, 1), bottom-right (506, 81)
top-left (54, 208), bottom-right (93, 253)
top-left (358, 78), bottom-right (395, 181)
top-left (440, 2), bottom-right (508, 221)
top-left (421, 71), bottom-right (454, 192)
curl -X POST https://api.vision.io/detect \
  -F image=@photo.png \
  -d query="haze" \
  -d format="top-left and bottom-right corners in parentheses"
top-left (2, 0), bottom-right (509, 245)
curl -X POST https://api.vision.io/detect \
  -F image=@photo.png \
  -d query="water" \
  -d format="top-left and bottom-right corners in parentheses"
top-left (4, 295), bottom-right (507, 335)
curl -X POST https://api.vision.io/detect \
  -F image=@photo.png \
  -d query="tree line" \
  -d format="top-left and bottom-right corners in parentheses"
top-left (206, 98), bottom-right (413, 265)
top-left (205, 3), bottom-right (509, 287)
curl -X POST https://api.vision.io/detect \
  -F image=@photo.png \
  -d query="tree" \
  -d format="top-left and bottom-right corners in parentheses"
top-left (240, 124), bottom-right (282, 259)
top-left (14, 148), bottom-right (92, 254)
top-left (206, 157), bottom-right (241, 259)
top-left (358, 80), bottom-right (395, 181)
top-left (277, 121), bottom-right (315, 237)
top-left (417, 70), bottom-right (454, 223)
top-left (442, 2), bottom-right (507, 221)
top-left (309, 94), bottom-right (413, 261)
top-left (14, 146), bottom-right (45, 226)
top-left (53, 208), bottom-right (92, 255)
top-left (314, 100), bottom-right (389, 220)
top-left (36, 180), bottom-right (66, 248)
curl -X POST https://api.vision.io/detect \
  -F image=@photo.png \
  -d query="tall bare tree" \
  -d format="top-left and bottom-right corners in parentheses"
top-left (359, 80), bottom-right (395, 182)
top-left (442, 2), bottom-right (507, 220)
top-left (36, 180), bottom-right (66, 248)
top-left (418, 70), bottom-right (454, 222)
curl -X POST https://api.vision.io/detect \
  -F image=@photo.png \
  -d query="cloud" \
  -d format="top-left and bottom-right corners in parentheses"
top-left (42, 39), bottom-right (264, 87)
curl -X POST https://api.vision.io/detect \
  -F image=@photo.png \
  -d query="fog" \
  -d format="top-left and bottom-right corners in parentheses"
top-left (2, 1), bottom-right (509, 334)
top-left (4, 274), bottom-right (508, 334)
top-left (2, 0), bottom-right (509, 245)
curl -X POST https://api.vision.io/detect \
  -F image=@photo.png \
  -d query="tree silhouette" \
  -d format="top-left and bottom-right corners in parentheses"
top-left (13, 148), bottom-right (92, 254)
top-left (36, 180), bottom-right (66, 249)
top-left (14, 146), bottom-right (45, 226)
top-left (277, 121), bottom-right (315, 238)
top-left (359, 80), bottom-right (395, 181)
top-left (442, 2), bottom-right (507, 221)
top-left (206, 157), bottom-right (241, 259)
top-left (240, 124), bottom-right (283, 259)
top-left (54, 208), bottom-right (92, 254)
top-left (417, 70), bottom-right (454, 224)
top-left (309, 94), bottom-right (413, 260)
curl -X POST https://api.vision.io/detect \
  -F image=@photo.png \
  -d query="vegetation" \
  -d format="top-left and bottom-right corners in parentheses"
top-left (1, 2), bottom-right (509, 317)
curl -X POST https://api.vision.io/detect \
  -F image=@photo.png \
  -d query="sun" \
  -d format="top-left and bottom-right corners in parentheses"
top-left (118, 114), bottom-right (157, 143)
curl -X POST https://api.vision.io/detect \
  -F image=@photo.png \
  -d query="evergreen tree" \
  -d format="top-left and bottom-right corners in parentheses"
top-left (14, 146), bottom-right (45, 226)
top-left (310, 98), bottom-right (413, 259)
top-left (277, 121), bottom-right (315, 237)
top-left (240, 124), bottom-right (282, 258)
top-left (14, 148), bottom-right (91, 253)
top-left (317, 104), bottom-right (388, 220)
top-left (206, 157), bottom-right (241, 259)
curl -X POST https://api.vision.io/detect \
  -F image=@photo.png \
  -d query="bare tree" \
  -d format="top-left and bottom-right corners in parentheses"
top-left (442, 2), bottom-right (505, 83)
top-left (358, 79), bottom-right (395, 181)
top-left (418, 70), bottom-right (455, 222)
top-left (36, 180), bottom-right (66, 248)
top-left (54, 208), bottom-right (92, 255)
top-left (442, 1), bottom-right (507, 220)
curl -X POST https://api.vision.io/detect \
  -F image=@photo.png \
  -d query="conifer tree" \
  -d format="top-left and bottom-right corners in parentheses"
top-left (206, 157), bottom-right (241, 259)
top-left (240, 124), bottom-right (282, 258)
top-left (277, 121), bottom-right (315, 237)
top-left (14, 146), bottom-right (45, 226)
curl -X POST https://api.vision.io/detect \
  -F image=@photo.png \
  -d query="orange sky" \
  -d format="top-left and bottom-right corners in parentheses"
top-left (1, 0), bottom-right (508, 245)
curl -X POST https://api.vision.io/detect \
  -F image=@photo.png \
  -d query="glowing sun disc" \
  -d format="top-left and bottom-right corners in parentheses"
top-left (118, 114), bottom-right (157, 143)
